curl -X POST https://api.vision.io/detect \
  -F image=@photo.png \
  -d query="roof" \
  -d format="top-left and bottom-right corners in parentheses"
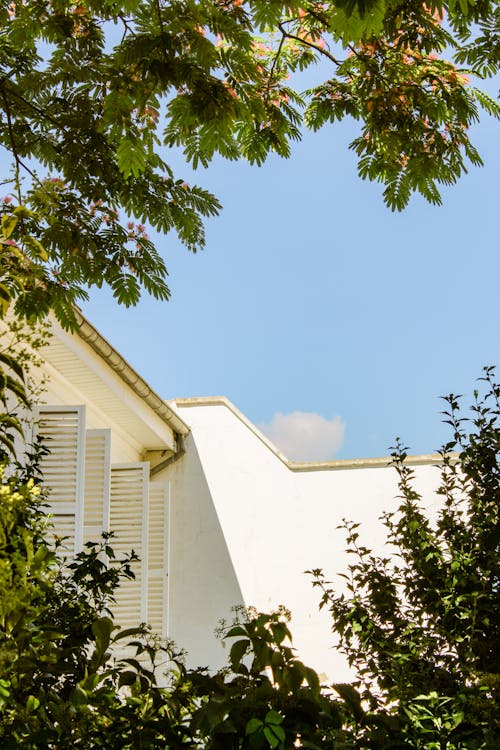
top-left (75, 310), bottom-right (189, 437)
top-left (40, 311), bottom-right (189, 456)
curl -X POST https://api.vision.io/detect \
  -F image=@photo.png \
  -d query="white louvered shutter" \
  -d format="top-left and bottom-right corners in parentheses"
top-left (109, 463), bottom-right (149, 628)
top-left (37, 405), bottom-right (86, 556)
top-left (83, 429), bottom-right (111, 547)
top-left (148, 483), bottom-right (169, 638)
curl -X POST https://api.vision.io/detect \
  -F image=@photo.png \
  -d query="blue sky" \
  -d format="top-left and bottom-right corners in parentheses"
top-left (82, 97), bottom-right (499, 461)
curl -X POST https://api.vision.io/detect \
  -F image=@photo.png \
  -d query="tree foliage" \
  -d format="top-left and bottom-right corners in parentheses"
top-left (1, 3), bottom-right (498, 744)
top-left (310, 366), bottom-right (500, 749)
top-left (0, 316), bottom-right (49, 458)
top-left (0, 0), bottom-right (498, 333)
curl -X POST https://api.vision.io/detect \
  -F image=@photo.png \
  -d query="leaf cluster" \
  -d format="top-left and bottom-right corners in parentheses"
top-left (0, 447), bottom-right (175, 747)
top-left (0, 0), bottom-right (496, 336)
top-left (176, 611), bottom-right (344, 750)
top-left (0, 313), bottom-right (49, 459)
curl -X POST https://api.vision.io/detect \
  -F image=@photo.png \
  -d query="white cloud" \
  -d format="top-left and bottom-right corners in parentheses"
top-left (258, 411), bottom-right (345, 462)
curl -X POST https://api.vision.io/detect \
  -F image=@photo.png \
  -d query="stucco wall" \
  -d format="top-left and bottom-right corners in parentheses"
top-left (164, 400), bottom-right (442, 681)
top-left (165, 434), bottom-right (246, 669)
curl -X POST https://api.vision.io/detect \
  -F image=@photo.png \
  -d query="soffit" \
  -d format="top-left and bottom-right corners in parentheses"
top-left (42, 322), bottom-right (179, 453)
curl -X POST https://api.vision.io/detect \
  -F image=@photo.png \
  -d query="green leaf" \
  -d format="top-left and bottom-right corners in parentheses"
top-left (117, 137), bottom-right (148, 178)
top-left (225, 625), bottom-right (248, 638)
top-left (113, 626), bottom-right (145, 641)
top-left (0, 284), bottom-right (11, 315)
top-left (246, 718), bottom-right (263, 735)
top-left (230, 637), bottom-right (249, 669)
top-left (2, 214), bottom-right (18, 239)
top-left (24, 236), bottom-right (49, 261)
top-left (0, 680), bottom-right (10, 699)
top-left (263, 726), bottom-right (282, 748)
top-left (71, 684), bottom-right (89, 707)
top-left (265, 710), bottom-right (283, 726)
top-left (26, 695), bottom-right (40, 713)
top-left (92, 616), bottom-right (113, 660)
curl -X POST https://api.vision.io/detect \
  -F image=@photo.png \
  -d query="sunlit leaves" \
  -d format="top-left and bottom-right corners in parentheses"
top-left (328, 0), bottom-right (387, 43)
top-left (0, 0), bottom-right (497, 334)
top-left (117, 137), bottom-right (149, 179)
top-left (305, 16), bottom-right (489, 210)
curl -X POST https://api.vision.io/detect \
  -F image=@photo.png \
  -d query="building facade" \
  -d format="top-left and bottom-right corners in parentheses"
top-left (35, 313), bottom-right (443, 681)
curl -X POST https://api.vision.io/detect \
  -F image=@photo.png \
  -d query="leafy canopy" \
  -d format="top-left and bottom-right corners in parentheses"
top-left (0, 0), bottom-right (498, 330)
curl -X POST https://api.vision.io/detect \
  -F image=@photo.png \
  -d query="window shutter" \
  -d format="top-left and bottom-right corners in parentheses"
top-left (109, 463), bottom-right (149, 628)
top-left (37, 405), bottom-right (86, 556)
top-left (83, 429), bottom-right (111, 547)
top-left (148, 482), bottom-right (169, 638)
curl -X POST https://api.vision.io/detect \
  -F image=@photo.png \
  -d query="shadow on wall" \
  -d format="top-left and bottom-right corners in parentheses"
top-left (167, 434), bottom-right (246, 670)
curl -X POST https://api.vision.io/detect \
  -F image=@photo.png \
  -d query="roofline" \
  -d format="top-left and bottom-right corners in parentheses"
top-left (74, 310), bottom-right (190, 437)
top-left (172, 396), bottom-right (455, 472)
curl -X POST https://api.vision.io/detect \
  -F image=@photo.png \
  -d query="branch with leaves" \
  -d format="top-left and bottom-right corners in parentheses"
top-left (0, 0), bottom-right (498, 327)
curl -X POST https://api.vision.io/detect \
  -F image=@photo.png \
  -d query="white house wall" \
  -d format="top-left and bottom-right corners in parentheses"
top-left (165, 432), bottom-right (246, 669)
top-left (31, 317), bottom-right (444, 683)
top-left (163, 399), bottom-right (442, 681)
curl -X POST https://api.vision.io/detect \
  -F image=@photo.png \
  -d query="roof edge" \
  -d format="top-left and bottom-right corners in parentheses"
top-left (74, 310), bottom-right (190, 437)
top-left (172, 396), bottom-right (454, 472)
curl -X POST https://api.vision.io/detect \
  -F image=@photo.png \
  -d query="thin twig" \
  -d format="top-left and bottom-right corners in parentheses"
top-left (303, 6), bottom-right (331, 28)
top-left (118, 13), bottom-right (136, 43)
top-left (1, 90), bottom-right (22, 204)
top-left (278, 22), bottom-right (342, 66)
top-left (265, 32), bottom-right (286, 103)
top-left (155, 0), bottom-right (165, 34)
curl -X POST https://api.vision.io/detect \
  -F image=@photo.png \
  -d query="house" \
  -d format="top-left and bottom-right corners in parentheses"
top-left (34, 311), bottom-right (443, 682)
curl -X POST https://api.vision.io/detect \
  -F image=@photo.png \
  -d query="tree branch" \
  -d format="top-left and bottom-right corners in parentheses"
top-left (118, 13), bottom-right (136, 42)
top-left (1, 90), bottom-right (22, 204)
top-left (5, 84), bottom-right (62, 129)
top-left (277, 22), bottom-right (342, 66)
top-left (265, 32), bottom-right (286, 103)
top-left (155, 0), bottom-right (165, 34)
top-left (0, 90), bottom-right (57, 207)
